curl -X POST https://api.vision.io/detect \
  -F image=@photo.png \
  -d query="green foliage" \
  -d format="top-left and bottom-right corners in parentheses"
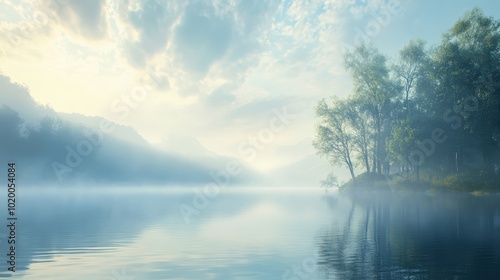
top-left (387, 119), bottom-right (416, 163)
top-left (314, 98), bottom-right (357, 180)
top-left (320, 172), bottom-right (339, 190)
top-left (431, 171), bottom-right (500, 192)
top-left (315, 8), bottom-right (500, 192)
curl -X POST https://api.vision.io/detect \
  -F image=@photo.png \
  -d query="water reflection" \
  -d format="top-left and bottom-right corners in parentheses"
top-left (0, 187), bottom-right (329, 279)
top-left (1, 187), bottom-right (499, 279)
top-left (317, 191), bottom-right (500, 280)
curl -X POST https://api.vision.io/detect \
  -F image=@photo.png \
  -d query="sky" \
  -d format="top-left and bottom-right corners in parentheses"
top-left (1, 0), bottom-right (499, 176)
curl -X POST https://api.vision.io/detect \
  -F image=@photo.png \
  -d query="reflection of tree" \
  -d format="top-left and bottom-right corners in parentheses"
top-left (317, 196), bottom-right (374, 279)
top-left (317, 192), bottom-right (500, 279)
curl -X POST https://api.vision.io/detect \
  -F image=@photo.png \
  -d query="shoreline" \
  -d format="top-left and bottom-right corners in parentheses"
top-left (336, 172), bottom-right (500, 196)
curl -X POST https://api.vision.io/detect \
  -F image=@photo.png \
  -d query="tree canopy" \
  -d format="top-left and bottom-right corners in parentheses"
top-left (314, 8), bottom-right (500, 184)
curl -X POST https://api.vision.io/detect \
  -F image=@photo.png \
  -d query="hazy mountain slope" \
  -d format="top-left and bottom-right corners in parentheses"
top-left (0, 74), bottom-right (256, 186)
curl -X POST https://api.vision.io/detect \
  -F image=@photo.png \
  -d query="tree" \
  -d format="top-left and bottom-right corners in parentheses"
top-left (344, 44), bottom-right (399, 174)
top-left (388, 119), bottom-right (417, 179)
top-left (316, 8), bottom-right (500, 186)
top-left (430, 8), bottom-right (500, 173)
top-left (320, 172), bottom-right (339, 191)
top-left (314, 98), bottom-right (357, 181)
top-left (387, 40), bottom-right (429, 180)
top-left (344, 97), bottom-right (373, 174)
top-left (392, 39), bottom-right (428, 119)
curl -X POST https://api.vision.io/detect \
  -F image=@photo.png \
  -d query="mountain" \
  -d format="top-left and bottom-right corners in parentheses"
top-left (60, 112), bottom-right (149, 147)
top-left (159, 134), bottom-right (263, 184)
top-left (160, 134), bottom-right (217, 158)
top-left (0, 74), bottom-right (255, 186)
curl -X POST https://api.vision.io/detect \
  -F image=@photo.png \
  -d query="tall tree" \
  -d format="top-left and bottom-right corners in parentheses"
top-left (316, 8), bottom-right (500, 185)
top-left (392, 39), bottom-right (428, 119)
top-left (344, 97), bottom-right (373, 174)
top-left (314, 98), bottom-right (357, 181)
top-left (431, 8), bottom-right (500, 173)
top-left (344, 44), bottom-right (398, 174)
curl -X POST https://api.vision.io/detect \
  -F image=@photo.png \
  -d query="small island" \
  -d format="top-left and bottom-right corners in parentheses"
top-left (314, 8), bottom-right (500, 194)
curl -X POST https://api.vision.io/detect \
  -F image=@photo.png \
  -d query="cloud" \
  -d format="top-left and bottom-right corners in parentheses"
top-left (84, 0), bottom-right (281, 103)
top-left (173, 1), bottom-right (234, 75)
top-left (207, 96), bottom-right (297, 129)
top-left (53, 0), bottom-right (109, 40)
top-left (122, 0), bottom-right (179, 68)
top-left (204, 83), bottom-right (237, 107)
top-left (0, 0), bottom-right (355, 175)
top-left (171, 1), bottom-right (279, 76)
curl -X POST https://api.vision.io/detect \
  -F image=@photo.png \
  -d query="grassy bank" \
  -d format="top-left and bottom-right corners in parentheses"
top-left (339, 171), bottom-right (500, 195)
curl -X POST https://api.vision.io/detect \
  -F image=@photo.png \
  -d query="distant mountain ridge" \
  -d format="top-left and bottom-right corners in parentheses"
top-left (0, 74), bottom-right (257, 186)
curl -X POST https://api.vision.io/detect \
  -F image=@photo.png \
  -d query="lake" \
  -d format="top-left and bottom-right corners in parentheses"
top-left (1, 186), bottom-right (500, 279)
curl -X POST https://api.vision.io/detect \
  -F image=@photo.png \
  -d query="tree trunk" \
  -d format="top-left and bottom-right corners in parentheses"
top-left (364, 152), bottom-right (370, 174)
top-left (372, 150), bottom-right (377, 173)
top-left (376, 109), bottom-right (382, 175)
top-left (346, 149), bottom-right (356, 181)
top-left (348, 164), bottom-right (356, 182)
top-left (404, 87), bottom-right (410, 119)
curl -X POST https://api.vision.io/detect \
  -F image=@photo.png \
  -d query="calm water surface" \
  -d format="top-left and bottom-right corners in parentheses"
top-left (1, 187), bottom-right (500, 279)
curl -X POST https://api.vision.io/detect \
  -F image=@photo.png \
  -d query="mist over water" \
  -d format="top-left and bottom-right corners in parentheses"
top-left (1, 186), bottom-right (499, 279)
top-left (1, 1), bottom-right (500, 279)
